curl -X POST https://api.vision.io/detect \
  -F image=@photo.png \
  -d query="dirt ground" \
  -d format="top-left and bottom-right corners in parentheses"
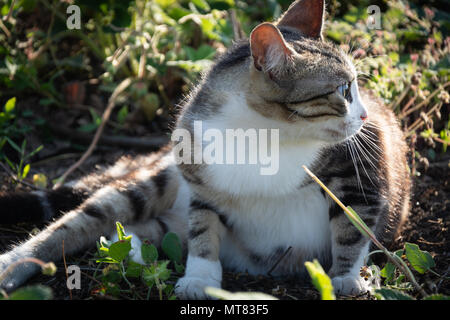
top-left (0, 103), bottom-right (449, 300)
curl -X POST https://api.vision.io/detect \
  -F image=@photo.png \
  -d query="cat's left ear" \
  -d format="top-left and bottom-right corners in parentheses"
top-left (250, 22), bottom-right (294, 73)
top-left (276, 0), bottom-right (325, 39)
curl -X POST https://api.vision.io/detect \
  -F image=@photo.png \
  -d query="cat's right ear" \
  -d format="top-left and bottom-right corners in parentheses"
top-left (250, 22), bottom-right (294, 73)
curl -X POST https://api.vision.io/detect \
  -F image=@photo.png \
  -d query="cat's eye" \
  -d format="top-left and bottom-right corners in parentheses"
top-left (338, 82), bottom-right (352, 102)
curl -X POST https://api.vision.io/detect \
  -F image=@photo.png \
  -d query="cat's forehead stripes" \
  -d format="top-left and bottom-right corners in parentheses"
top-left (280, 28), bottom-right (346, 65)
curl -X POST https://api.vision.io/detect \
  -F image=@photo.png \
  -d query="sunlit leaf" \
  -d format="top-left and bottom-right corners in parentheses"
top-left (404, 243), bottom-right (435, 274)
top-left (304, 259), bottom-right (335, 300)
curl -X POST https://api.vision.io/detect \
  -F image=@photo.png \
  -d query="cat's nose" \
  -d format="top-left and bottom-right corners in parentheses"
top-left (360, 111), bottom-right (368, 121)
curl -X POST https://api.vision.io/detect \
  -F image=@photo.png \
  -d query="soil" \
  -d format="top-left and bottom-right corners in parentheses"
top-left (0, 99), bottom-right (448, 300)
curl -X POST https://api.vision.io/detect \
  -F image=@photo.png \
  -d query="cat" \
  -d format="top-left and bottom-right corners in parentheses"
top-left (0, 0), bottom-right (410, 299)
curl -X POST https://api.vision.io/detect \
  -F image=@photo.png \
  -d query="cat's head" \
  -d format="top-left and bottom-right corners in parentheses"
top-left (247, 0), bottom-right (368, 143)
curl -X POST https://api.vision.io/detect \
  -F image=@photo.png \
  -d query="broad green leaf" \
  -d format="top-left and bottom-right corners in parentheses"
top-left (126, 261), bottom-right (143, 278)
top-left (108, 240), bottom-right (132, 262)
top-left (404, 242), bottom-right (435, 274)
top-left (304, 259), bottom-right (335, 300)
top-left (205, 287), bottom-right (278, 300)
top-left (141, 240), bottom-right (158, 264)
top-left (161, 232), bottom-right (182, 263)
top-left (380, 262), bottom-right (396, 283)
top-left (8, 285), bottom-right (53, 300)
top-left (374, 288), bottom-right (414, 300)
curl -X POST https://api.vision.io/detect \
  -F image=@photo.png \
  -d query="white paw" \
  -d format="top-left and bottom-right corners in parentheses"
top-left (175, 276), bottom-right (221, 300)
top-left (332, 274), bottom-right (372, 296)
top-left (175, 255), bottom-right (222, 300)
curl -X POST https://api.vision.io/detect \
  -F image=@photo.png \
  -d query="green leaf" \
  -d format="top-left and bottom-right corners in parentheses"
top-left (27, 145), bottom-right (43, 158)
top-left (174, 261), bottom-right (185, 273)
top-left (304, 259), bottom-right (335, 300)
top-left (209, 0), bottom-right (235, 10)
top-left (102, 270), bottom-right (121, 283)
top-left (4, 97), bottom-right (16, 113)
top-left (8, 285), bottom-right (53, 300)
top-left (161, 232), bottom-right (182, 264)
top-left (423, 294), bottom-right (450, 300)
top-left (108, 240), bottom-right (132, 262)
top-left (191, 0), bottom-right (210, 11)
top-left (22, 164), bottom-right (30, 179)
top-left (95, 257), bottom-right (118, 264)
top-left (141, 240), bottom-right (158, 264)
top-left (6, 137), bottom-right (21, 153)
top-left (404, 242), bottom-right (435, 274)
top-left (115, 222), bottom-right (132, 242)
top-left (126, 261), bottom-right (143, 278)
top-left (142, 261), bottom-right (171, 286)
top-left (374, 288), bottom-right (414, 300)
top-left (117, 105), bottom-right (129, 125)
top-left (380, 262), bottom-right (396, 283)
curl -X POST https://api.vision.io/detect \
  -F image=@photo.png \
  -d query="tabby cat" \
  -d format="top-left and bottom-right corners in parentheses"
top-left (0, 0), bottom-right (410, 299)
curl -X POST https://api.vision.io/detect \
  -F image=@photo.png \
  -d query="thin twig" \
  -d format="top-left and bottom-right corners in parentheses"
top-left (229, 9), bottom-right (244, 41)
top-left (389, 84), bottom-right (411, 111)
top-left (48, 124), bottom-right (168, 149)
top-left (268, 246), bottom-right (292, 276)
top-left (3, 0), bottom-right (16, 22)
top-left (62, 240), bottom-right (72, 300)
top-left (53, 78), bottom-right (133, 189)
top-left (406, 102), bottom-right (443, 137)
top-left (400, 81), bottom-right (450, 120)
top-left (0, 19), bottom-right (11, 37)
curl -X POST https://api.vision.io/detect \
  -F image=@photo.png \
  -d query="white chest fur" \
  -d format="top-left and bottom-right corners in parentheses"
top-left (219, 183), bottom-right (331, 274)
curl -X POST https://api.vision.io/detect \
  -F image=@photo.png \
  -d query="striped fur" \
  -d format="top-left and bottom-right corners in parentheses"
top-left (0, 0), bottom-right (410, 299)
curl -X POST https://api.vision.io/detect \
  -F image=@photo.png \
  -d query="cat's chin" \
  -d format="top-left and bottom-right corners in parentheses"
top-left (321, 129), bottom-right (354, 143)
top-left (318, 126), bottom-right (362, 144)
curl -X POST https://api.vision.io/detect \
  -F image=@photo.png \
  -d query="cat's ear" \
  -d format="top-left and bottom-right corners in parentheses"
top-left (250, 22), bottom-right (294, 73)
top-left (276, 0), bottom-right (325, 39)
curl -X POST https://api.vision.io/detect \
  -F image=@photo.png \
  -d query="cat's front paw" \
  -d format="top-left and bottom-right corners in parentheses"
top-left (332, 274), bottom-right (372, 296)
top-left (175, 255), bottom-right (222, 300)
top-left (175, 276), bottom-right (221, 300)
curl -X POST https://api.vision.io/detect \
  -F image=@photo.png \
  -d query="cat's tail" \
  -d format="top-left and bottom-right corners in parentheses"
top-left (0, 186), bottom-right (89, 224)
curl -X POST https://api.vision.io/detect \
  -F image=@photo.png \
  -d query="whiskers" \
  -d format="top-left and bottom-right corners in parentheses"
top-left (344, 122), bottom-right (386, 200)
